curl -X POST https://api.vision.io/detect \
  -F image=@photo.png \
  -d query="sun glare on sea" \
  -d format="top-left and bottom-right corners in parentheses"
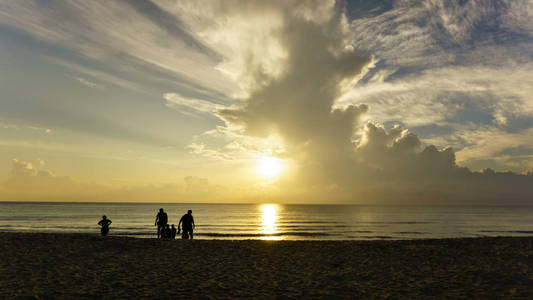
top-left (256, 156), bottom-right (283, 179)
top-left (259, 204), bottom-right (281, 240)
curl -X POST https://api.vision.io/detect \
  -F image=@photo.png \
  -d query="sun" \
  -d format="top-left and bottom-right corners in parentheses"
top-left (256, 156), bottom-right (283, 178)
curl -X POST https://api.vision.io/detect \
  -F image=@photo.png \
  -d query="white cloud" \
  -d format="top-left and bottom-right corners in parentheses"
top-left (163, 93), bottom-right (229, 115)
top-left (454, 126), bottom-right (533, 168)
top-left (369, 68), bottom-right (398, 83)
top-left (0, 1), bottom-right (238, 98)
top-left (338, 63), bottom-right (533, 127)
top-left (73, 76), bottom-right (98, 88)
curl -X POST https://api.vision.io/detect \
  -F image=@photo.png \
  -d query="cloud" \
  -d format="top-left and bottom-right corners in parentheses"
top-left (163, 93), bottom-right (229, 116)
top-left (0, 0), bottom-right (238, 99)
top-left (349, 0), bottom-right (533, 67)
top-left (368, 68), bottom-right (398, 83)
top-left (4, 159), bottom-right (75, 191)
top-left (72, 76), bottom-right (98, 89)
top-left (211, 2), bottom-right (372, 165)
top-left (343, 0), bottom-right (533, 138)
top-left (337, 63), bottom-right (533, 126)
top-left (178, 0), bottom-right (533, 204)
top-left (352, 123), bottom-right (533, 204)
top-left (498, 0), bottom-right (533, 33)
top-left (1, 159), bottom-right (223, 202)
top-left (123, 0), bottom-right (220, 59)
top-left (451, 126), bottom-right (533, 170)
top-left (336, 0), bottom-right (533, 172)
top-left (2, 1), bottom-right (533, 204)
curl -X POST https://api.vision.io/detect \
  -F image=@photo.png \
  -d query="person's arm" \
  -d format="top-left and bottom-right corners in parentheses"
top-left (155, 214), bottom-right (159, 226)
top-left (98, 220), bottom-right (102, 226)
top-left (192, 216), bottom-right (195, 229)
top-left (109, 220), bottom-right (112, 225)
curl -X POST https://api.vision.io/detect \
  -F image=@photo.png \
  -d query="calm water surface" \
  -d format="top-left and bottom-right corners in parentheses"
top-left (1, 202), bottom-right (532, 240)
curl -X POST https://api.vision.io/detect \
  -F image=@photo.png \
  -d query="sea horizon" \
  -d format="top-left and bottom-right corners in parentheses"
top-left (2, 202), bottom-right (533, 240)
top-left (4, 200), bottom-right (533, 206)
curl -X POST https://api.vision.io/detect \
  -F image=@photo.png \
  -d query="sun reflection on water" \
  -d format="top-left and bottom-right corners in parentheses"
top-left (259, 204), bottom-right (282, 240)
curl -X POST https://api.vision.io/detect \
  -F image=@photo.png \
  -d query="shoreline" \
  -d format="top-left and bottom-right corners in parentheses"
top-left (1, 233), bottom-right (532, 298)
top-left (2, 230), bottom-right (533, 241)
top-left (2, 230), bottom-right (533, 240)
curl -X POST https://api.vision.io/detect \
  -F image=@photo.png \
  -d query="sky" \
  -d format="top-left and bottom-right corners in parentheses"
top-left (0, 0), bottom-right (532, 204)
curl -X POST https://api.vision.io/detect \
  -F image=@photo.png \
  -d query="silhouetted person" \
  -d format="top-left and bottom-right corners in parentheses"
top-left (178, 210), bottom-right (195, 239)
top-left (154, 208), bottom-right (168, 238)
top-left (171, 224), bottom-right (177, 240)
top-left (165, 224), bottom-right (172, 239)
top-left (98, 215), bottom-right (112, 236)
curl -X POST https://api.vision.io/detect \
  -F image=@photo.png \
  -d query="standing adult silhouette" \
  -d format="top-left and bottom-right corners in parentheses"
top-left (154, 208), bottom-right (168, 238)
top-left (178, 210), bottom-right (195, 239)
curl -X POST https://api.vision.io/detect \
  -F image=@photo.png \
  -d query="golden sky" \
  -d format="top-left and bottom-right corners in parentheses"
top-left (1, 0), bottom-right (533, 203)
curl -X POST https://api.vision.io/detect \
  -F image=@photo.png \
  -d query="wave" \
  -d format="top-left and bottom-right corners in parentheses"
top-left (278, 221), bottom-right (343, 224)
top-left (358, 221), bottom-right (435, 225)
top-left (109, 232), bottom-right (152, 236)
top-left (0, 216), bottom-right (96, 221)
top-left (479, 230), bottom-right (533, 234)
top-left (197, 232), bottom-right (333, 237)
top-left (200, 224), bottom-right (349, 228)
top-left (30, 225), bottom-right (97, 230)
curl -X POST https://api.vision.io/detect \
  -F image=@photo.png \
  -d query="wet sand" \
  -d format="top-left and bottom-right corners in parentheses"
top-left (1, 233), bottom-right (532, 298)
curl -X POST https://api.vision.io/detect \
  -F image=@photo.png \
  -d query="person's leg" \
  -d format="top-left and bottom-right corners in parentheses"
top-left (189, 229), bottom-right (193, 239)
top-left (157, 224), bottom-right (161, 238)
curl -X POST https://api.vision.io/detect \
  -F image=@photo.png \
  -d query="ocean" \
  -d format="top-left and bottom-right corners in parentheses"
top-left (1, 202), bottom-right (533, 240)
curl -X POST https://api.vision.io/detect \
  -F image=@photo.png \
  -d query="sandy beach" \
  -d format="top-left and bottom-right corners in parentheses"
top-left (1, 233), bottom-right (532, 298)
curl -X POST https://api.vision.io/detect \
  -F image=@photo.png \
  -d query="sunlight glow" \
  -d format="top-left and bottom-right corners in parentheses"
top-left (256, 156), bottom-right (283, 178)
top-left (259, 204), bottom-right (281, 240)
